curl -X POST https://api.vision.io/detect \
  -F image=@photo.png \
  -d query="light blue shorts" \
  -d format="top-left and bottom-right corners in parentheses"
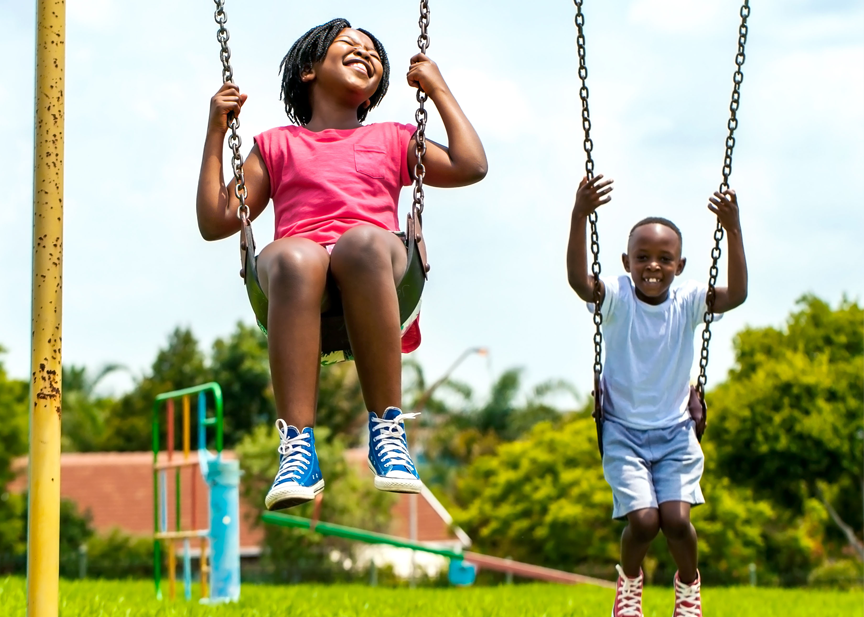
top-left (602, 418), bottom-right (705, 520)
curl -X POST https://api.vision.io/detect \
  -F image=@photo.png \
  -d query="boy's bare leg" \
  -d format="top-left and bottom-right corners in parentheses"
top-left (659, 501), bottom-right (698, 583)
top-left (329, 226), bottom-right (407, 413)
top-left (257, 237), bottom-right (331, 428)
top-left (621, 508), bottom-right (660, 577)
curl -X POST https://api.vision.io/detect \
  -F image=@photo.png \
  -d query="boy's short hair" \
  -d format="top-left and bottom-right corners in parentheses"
top-left (279, 18), bottom-right (391, 126)
top-left (629, 217), bottom-right (683, 246)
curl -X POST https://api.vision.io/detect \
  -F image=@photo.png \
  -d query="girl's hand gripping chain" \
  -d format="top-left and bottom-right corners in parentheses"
top-left (405, 54), bottom-right (487, 188)
top-left (208, 83), bottom-right (248, 135)
top-left (406, 53), bottom-right (447, 96)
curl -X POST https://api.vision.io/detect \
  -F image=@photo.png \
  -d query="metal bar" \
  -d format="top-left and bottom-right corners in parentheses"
top-left (154, 459), bottom-right (200, 471)
top-left (155, 530), bottom-right (210, 540)
top-left (154, 382), bottom-right (223, 403)
top-left (462, 551), bottom-right (615, 589)
top-left (27, 1), bottom-right (66, 615)
top-left (197, 392), bottom-right (207, 451)
top-left (200, 539), bottom-right (209, 599)
top-left (262, 512), bottom-right (463, 559)
top-left (183, 396), bottom-right (190, 459)
top-left (183, 539), bottom-right (192, 601)
top-left (175, 468), bottom-right (181, 533)
top-left (167, 400), bottom-right (174, 462)
top-left (153, 471), bottom-right (161, 600)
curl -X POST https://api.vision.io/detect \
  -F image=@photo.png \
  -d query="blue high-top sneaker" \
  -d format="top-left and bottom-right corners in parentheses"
top-left (264, 420), bottom-right (324, 511)
top-left (368, 407), bottom-right (422, 493)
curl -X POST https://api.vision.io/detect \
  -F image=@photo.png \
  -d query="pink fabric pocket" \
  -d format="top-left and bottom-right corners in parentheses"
top-left (354, 145), bottom-right (386, 179)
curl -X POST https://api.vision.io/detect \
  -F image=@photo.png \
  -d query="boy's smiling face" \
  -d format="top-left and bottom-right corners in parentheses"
top-left (623, 223), bottom-right (686, 305)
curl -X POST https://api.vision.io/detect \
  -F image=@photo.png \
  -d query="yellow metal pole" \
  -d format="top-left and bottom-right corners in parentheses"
top-left (27, 1), bottom-right (65, 616)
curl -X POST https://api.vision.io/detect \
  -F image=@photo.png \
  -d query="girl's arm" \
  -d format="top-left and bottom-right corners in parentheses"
top-left (706, 189), bottom-right (748, 313)
top-left (196, 83), bottom-right (271, 241)
top-left (567, 176), bottom-right (613, 303)
top-left (405, 54), bottom-right (487, 188)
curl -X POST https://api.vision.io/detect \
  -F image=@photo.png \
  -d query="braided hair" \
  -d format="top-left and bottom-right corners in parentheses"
top-left (629, 216), bottom-right (683, 247)
top-left (279, 18), bottom-right (390, 126)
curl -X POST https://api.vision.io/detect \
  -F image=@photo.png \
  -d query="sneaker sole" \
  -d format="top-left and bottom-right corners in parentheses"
top-left (372, 474), bottom-right (423, 494)
top-left (265, 479), bottom-right (325, 511)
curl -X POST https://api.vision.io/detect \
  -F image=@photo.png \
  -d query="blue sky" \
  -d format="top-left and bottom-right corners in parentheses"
top-left (1, 0), bottom-right (862, 403)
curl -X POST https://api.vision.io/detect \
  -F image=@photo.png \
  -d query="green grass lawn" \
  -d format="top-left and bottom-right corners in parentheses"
top-left (1, 577), bottom-right (861, 616)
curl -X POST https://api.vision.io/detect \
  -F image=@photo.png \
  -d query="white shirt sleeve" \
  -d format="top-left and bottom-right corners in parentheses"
top-left (586, 276), bottom-right (621, 322)
top-left (685, 280), bottom-right (722, 330)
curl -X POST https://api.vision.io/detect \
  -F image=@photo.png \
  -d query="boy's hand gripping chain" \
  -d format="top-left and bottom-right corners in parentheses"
top-left (694, 1), bottom-right (750, 440)
top-left (574, 1), bottom-right (604, 456)
top-left (213, 0), bottom-right (255, 277)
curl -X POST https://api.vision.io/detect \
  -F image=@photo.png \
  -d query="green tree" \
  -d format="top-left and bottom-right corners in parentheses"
top-left (455, 415), bottom-right (784, 584)
top-left (454, 415), bottom-right (617, 571)
top-left (315, 363), bottom-right (367, 446)
top-left (708, 295), bottom-right (863, 555)
top-left (426, 368), bottom-right (571, 469)
top-left (236, 424), bottom-right (395, 581)
top-left (209, 322), bottom-right (275, 446)
top-left (61, 363), bottom-right (126, 452)
top-left (102, 327), bottom-right (208, 451)
top-left (0, 347), bottom-right (28, 562)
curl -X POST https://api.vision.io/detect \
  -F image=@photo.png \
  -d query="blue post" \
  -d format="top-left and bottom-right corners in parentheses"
top-left (206, 458), bottom-right (242, 603)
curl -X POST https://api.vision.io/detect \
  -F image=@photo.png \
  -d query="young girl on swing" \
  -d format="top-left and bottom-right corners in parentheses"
top-left (567, 175), bottom-right (748, 617)
top-left (196, 18), bottom-right (487, 511)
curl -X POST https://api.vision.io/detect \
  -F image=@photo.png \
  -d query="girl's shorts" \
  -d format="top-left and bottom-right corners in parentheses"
top-left (602, 418), bottom-right (705, 520)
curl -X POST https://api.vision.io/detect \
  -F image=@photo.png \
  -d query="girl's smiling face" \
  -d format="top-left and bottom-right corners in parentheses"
top-left (622, 223), bottom-right (687, 305)
top-left (303, 28), bottom-right (384, 108)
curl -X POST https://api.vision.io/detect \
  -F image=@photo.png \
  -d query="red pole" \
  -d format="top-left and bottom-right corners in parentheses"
top-left (191, 463), bottom-right (196, 531)
top-left (167, 400), bottom-right (175, 462)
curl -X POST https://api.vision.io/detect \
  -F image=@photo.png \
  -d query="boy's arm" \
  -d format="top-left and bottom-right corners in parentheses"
top-left (404, 54), bottom-right (487, 188)
top-left (196, 83), bottom-right (270, 241)
top-left (706, 189), bottom-right (748, 313)
top-left (567, 176), bottom-right (613, 303)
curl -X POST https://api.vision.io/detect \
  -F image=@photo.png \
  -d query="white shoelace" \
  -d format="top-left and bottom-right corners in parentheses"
top-left (370, 411), bottom-right (420, 469)
top-left (674, 576), bottom-right (702, 617)
top-left (274, 419), bottom-right (312, 484)
top-left (614, 564), bottom-right (644, 617)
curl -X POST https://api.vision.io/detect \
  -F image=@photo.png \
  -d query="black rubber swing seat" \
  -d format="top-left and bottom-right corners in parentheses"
top-left (240, 214), bottom-right (429, 365)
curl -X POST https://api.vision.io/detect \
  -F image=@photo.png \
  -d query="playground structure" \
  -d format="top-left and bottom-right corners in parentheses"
top-left (263, 511), bottom-right (615, 589)
top-left (152, 382), bottom-right (241, 603)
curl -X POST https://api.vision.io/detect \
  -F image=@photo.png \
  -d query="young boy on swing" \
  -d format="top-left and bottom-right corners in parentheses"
top-left (567, 175), bottom-right (748, 617)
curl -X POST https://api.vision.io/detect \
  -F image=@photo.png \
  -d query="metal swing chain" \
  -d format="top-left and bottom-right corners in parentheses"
top-left (412, 0), bottom-right (431, 222)
top-left (696, 1), bottom-right (750, 400)
top-left (574, 0), bottom-right (603, 387)
top-left (213, 0), bottom-right (250, 225)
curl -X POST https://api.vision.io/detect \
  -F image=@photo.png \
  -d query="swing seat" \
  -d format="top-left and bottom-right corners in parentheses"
top-left (240, 214), bottom-right (429, 365)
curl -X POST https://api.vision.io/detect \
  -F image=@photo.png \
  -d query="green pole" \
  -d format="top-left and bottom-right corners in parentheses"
top-left (262, 512), bottom-right (463, 559)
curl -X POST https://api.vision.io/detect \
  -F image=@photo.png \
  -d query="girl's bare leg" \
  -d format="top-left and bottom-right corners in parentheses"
top-left (257, 237), bottom-right (330, 428)
top-left (329, 226), bottom-right (407, 413)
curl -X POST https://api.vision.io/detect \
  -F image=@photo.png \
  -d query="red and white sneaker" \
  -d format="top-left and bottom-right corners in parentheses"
top-left (672, 571), bottom-right (702, 617)
top-left (612, 564), bottom-right (644, 617)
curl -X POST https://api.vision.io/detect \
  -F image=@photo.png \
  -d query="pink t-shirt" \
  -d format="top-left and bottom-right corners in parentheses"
top-left (254, 122), bottom-right (416, 244)
top-left (254, 121), bottom-right (422, 353)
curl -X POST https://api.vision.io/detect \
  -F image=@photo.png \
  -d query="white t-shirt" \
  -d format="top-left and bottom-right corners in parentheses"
top-left (586, 275), bottom-right (716, 430)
